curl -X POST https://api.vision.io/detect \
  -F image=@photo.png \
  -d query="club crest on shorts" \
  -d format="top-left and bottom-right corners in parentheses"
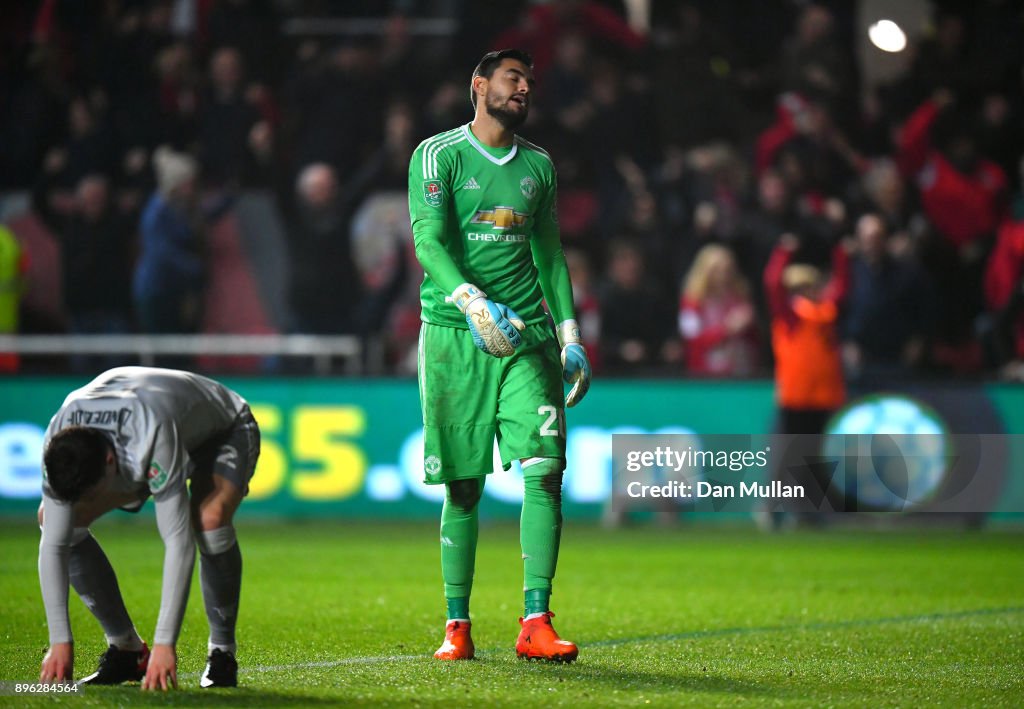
top-left (423, 180), bottom-right (443, 207)
top-left (424, 455), bottom-right (442, 476)
top-left (520, 176), bottom-right (538, 200)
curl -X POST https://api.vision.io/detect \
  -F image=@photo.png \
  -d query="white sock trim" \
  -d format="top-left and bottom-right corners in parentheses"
top-left (198, 526), bottom-right (237, 555)
top-left (520, 457), bottom-right (548, 469)
top-left (208, 641), bottom-right (237, 654)
top-left (524, 612), bottom-right (547, 621)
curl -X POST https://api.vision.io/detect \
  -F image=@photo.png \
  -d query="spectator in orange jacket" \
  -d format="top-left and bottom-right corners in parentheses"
top-left (760, 233), bottom-right (849, 529)
top-left (764, 233), bottom-right (849, 434)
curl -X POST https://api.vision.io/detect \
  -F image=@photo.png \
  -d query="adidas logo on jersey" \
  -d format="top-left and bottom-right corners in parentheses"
top-left (462, 177), bottom-right (481, 190)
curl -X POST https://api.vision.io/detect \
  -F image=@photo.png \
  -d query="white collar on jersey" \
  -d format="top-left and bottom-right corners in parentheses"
top-left (461, 123), bottom-right (518, 166)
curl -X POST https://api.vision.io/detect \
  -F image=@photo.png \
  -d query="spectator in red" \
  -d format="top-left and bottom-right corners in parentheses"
top-left (897, 91), bottom-right (1007, 250)
top-left (679, 244), bottom-right (758, 377)
top-left (756, 92), bottom-right (811, 178)
top-left (897, 91), bottom-right (1006, 365)
top-left (985, 210), bottom-right (1024, 380)
top-left (768, 99), bottom-right (864, 206)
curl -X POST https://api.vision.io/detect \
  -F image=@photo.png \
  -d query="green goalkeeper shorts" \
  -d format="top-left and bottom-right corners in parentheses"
top-left (417, 321), bottom-right (566, 484)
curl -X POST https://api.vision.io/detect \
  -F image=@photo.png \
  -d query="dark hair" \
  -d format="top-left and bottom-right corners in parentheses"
top-left (470, 48), bottom-right (534, 108)
top-left (43, 427), bottom-right (110, 503)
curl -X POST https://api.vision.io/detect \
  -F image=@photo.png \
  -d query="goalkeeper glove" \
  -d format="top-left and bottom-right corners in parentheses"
top-left (557, 319), bottom-right (591, 407)
top-left (450, 283), bottom-right (525, 358)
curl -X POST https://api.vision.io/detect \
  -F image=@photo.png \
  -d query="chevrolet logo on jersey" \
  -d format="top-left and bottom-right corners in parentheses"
top-left (468, 233), bottom-right (527, 242)
top-left (471, 206), bottom-right (529, 231)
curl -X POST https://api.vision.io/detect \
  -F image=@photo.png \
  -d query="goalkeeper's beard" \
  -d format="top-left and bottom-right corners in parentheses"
top-left (485, 96), bottom-right (528, 130)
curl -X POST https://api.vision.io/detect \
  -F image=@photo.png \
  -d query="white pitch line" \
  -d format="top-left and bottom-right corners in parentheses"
top-left (179, 653), bottom-right (425, 678)
top-left (177, 605), bottom-right (1024, 678)
top-left (245, 653), bottom-right (425, 673)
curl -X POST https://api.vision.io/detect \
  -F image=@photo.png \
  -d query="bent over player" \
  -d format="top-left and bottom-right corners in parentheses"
top-left (408, 48), bottom-right (592, 662)
top-left (37, 367), bottom-right (259, 689)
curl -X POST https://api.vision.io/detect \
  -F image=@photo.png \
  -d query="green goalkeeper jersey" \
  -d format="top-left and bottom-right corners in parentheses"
top-left (408, 123), bottom-right (575, 330)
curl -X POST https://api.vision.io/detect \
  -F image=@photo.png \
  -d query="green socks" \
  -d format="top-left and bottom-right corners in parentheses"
top-left (524, 588), bottom-right (551, 616)
top-left (520, 458), bottom-right (565, 613)
top-left (446, 596), bottom-right (470, 621)
top-left (441, 460), bottom-right (566, 621)
top-left (441, 478), bottom-right (483, 618)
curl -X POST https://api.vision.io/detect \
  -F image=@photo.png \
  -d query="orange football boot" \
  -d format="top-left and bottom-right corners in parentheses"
top-left (433, 620), bottom-right (475, 660)
top-left (515, 612), bottom-right (578, 663)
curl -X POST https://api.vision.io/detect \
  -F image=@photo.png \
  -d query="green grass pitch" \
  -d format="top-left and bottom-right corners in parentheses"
top-left (0, 519), bottom-right (1021, 707)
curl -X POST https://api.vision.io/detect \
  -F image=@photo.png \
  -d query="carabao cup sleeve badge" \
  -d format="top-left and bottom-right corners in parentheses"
top-left (423, 180), bottom-right (444, 207)
top-left (147, 461), bottom-right (170, 493)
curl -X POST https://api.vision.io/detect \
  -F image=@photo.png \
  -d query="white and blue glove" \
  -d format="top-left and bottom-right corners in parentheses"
top-left (557, 319), bottom-right (591, 407)
top-left (450, 283), bottom-right (525, 358)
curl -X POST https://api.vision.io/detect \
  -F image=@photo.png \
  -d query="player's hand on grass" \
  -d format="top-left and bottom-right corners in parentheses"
top-left (141, 644), bottom-right (177, 691)
top-left (450, 283), bottom-right (525, 357)
top-left (40, 642), bottom-right (73, 683)
top-left (557, 320), bottom-right (591, 408)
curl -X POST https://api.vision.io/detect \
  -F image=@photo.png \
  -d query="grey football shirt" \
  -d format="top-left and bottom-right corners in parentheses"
top-left (39, 367), bottom-right (250, 646)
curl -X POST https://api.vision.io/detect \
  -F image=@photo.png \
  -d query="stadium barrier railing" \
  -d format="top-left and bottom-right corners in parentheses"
top-left (0, 334), bottom-right (366, 375)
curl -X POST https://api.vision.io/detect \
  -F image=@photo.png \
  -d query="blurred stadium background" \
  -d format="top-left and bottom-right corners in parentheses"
top-left (0, 0), bottom-right (1022, 522)
top-left (0, 1), bottom-right (1022, 704)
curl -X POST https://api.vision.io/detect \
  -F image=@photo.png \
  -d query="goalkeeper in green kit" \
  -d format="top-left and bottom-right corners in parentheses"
top-left (408, 48), bottom-right (591, 662)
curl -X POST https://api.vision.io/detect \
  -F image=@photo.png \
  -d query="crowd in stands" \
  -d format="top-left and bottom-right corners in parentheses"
top-left (1, 0), bottom-right (1023, 380)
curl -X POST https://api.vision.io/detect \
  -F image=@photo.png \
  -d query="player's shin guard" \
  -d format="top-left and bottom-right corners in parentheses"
top-left (198, 526), bottom-right (242, 654)
top-left (520, 458), bottom-right (564, 612)
top-left (440, 478), bottom-right (483, 615)
top-left (69, 529), bottom-right (143, 650)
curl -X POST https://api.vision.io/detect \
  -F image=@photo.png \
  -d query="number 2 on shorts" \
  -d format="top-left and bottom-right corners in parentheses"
top-left (537, 405), bottom-right (565, 438)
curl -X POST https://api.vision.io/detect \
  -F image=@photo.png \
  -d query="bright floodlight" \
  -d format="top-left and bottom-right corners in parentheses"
top-left (868, 19), bottom-right (907, 53)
